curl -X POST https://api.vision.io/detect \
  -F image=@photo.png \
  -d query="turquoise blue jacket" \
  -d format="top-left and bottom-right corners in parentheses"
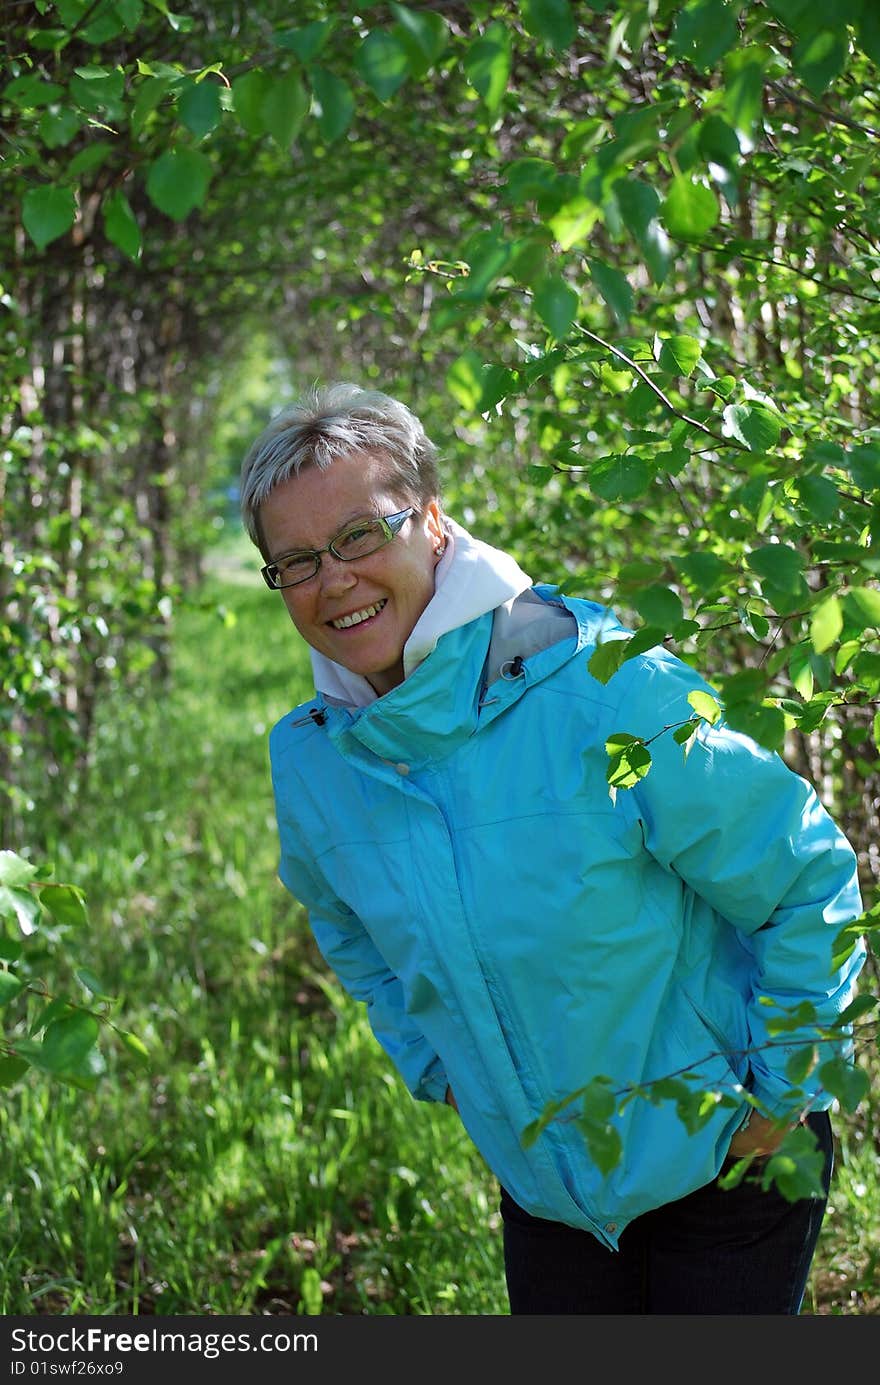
top-left (270, 588), bottom-right (866, 1247)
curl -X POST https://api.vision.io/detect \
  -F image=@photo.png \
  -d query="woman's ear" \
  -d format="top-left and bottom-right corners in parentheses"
top-left (423, 500), bottom-right (445, 555)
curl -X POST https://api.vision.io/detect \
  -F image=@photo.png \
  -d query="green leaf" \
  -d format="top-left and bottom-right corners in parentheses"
top-left (547, 196), bottom-right (600, 250)
top-left (355, 30), bottom-right (410, 102)
top-left (785, 1045), bottom-right (817, 1084)
top-left (687, 689), bottom-right (722, 724)
top-left (579, 1117), bottom-right (623, 1175)
top-left (797, 474), bottom-right (840, 524)
top-left (36, 1011), bottom-right (101, 1076)
top-left (818, 1057), bottom-right (869, 1111)
top-left (479, 364), bottom-right (516, 412)
top-left (22, 185), bottom-right (76, 250)
top-left (793, 29), bottom-right (847, 97)
top-left (722, 403), bottom-right (782, 450)
top-left (0, 853), bottom-right (38, 889)
top-left (670, 0), bottom-right (739, 71)
top-left (232, 70), bottom-right (270, 137)
top-left (521, 0), bottom-right (575, 52)
top-left (390, 4), bottom-right (448, 70)
top-left (3, 76), bottom-right (65, 108)
top-left (116, 0), bottom-right (144, 29)
top-left (648, 1076), bottom-right (698, 1106)
top-left (31, 998), bottom-right (74, 1038)
top-left (810, 595), bottom-right (843, 654)
top-left (632, 585), bottom-right (683, 628)
top-left (0, 971), bottom-right (25, 1008)
top-left (789, 644), bottom-right (814, 701)
top-left (463, 23), bottom-right (511, 113)
top-left (763, 0), bottom-right (819, 31)
top-left (656, 334), bottom-right (702, 377)
top-left (68, 140), bottom-right (114, 177)
top-left (0, 1057), bottom-right (28, 1088)
top-left (587, 258), bottom-right (633, 324)
top-left (761, 1126), bottom-right (827, 1202)
top-left (606, 735), bottom-right (652, 790)
top-left (453, 230), bottom-right (512, 302)
top-left (590, 455), bottom-right (652, 502)
top-left (261, 74), bottom-right (310, 149)
top-left (509, 235), bottom-right (549, 287)
top-left (103, 189), bottom-right (141, 262)
top-left (722, 702), bottom-right (786, 752)
top-left (697, 113), bottom-right (740, 171)
top-left (581, 1076), bottom-right (617, 1122)
top-left (136, 58), bottom-right (185, 80)
top-left (849, 586), bottom-right (880, 626)
top-left (37, 882), bottom-right (87, 927)
top-left (747, 543), bottom-right (803, 592)
top-left (720, 666), bottom-right (767, 704)
top-left (613, 178), bottom-right (671, 285)
top-left (858, 8), bottom-right (880, 64)
top-left (0, 939), bottom-right (23, 963)
top-left (834, 639), bottom-right (860, 676)
top-left (673, 720), bottom-right (699, 751)
top-left (177, 78), bottom-right (221, 138)
top-left (272, 19), bottom-right (334, 61)
top-left (845, 445), bottom-right (880, 492)
top-left (76, 968), bottom-right (111, 998)
top-left (622, 626), bottom-right (667, 661)
top-left (39, 108), bottom-right (81, 149)
top-left (0, 887), bottom-right (41, 936)
top-left (69, 67), bottom-right (124, 114)
top-left (446, 351), bottom-right (484, 411)
top-left (82, 2), bottom-right (125, 43)
top-left (533, 274), bottom-right (578, 340)
top-left (146, 148), bottom-right (212, 220)
top-left (503, 158), bottom-right (558, 205)
top-left (739, 604), bottom-right (770, 641)
top-left (669, 1082), bottom-right (717, 1135)
top-left (120, 1030), bottom-right (151, 1064)
top-left (130, 74), bottom-right (172, 136)
top-left (834, 993), bottom-right (879, 1028)
top-left (587, 638), bottom-right (630, 685)
top-left (662, 176), bottom-right (719, 239)
top-left (309, 68), bottom-right (354, 143)
top-left (830, 920), bottom-right (868, 970)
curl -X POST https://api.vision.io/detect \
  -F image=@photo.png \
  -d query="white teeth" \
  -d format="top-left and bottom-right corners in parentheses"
top-left (331, 599), bottom-right (387, 630)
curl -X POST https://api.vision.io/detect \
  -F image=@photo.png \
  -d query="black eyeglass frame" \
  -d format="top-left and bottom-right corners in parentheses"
top-left (260, 507), bottom-right (416, 590)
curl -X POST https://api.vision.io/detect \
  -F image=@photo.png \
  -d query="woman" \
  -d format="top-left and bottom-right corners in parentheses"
top-left (239, 382), bottom-right (866, 1315)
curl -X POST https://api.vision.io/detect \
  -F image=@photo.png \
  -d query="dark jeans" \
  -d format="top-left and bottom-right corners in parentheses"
top-left (500, 1111), bottom-right (834, 1315)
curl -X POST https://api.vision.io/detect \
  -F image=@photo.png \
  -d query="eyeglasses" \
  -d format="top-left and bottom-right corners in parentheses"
top-left (261, 507), bottom-right (416, 589)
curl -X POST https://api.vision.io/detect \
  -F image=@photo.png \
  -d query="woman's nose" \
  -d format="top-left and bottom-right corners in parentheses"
top-left (318, 553), bottom-right (358, 597)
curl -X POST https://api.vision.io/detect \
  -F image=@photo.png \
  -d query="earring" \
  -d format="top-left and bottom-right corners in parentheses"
top-left (434, 542), bottom-right (446, 556)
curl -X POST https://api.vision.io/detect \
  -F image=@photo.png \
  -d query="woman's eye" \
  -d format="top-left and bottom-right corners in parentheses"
top-left (338, 523), bottom-right (376, 549)
top-left (279, 554), bottom-right (313, 573)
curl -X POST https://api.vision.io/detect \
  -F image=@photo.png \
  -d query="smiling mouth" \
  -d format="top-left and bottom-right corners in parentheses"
top-left (329, 598), bottom-right (388, 630)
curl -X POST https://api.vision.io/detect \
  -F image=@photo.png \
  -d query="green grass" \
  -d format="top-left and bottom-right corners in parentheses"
top-left (1, 537), bottom-right (877, 1314)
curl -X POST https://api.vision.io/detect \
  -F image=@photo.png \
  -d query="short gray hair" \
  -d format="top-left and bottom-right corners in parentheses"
top-left (239, 381), bottom-right (441, 554)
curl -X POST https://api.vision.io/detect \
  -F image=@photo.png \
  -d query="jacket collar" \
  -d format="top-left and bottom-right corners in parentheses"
top-left (318, 588), bottom-right (604, 769)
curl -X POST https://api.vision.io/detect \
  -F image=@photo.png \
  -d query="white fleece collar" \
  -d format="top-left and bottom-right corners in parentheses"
top-left (309, 517), bottom-right (533, 708)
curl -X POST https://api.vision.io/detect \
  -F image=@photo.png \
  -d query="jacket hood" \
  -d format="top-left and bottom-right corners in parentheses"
top-left (310, 517), bottom-right (533, 708)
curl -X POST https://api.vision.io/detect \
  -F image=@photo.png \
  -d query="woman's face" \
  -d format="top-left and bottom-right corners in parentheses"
top-left (259, 451), bottom-right (444, 696)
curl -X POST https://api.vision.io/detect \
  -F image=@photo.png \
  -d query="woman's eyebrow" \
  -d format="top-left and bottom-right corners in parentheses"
top-left (270, 509), bottom-right (381, 559)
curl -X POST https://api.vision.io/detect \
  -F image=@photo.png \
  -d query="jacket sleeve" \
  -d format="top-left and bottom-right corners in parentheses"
top-left (616, 650), bottom-right (867, 1120)
top-left (274, 816), bottom-right (449, 1105)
